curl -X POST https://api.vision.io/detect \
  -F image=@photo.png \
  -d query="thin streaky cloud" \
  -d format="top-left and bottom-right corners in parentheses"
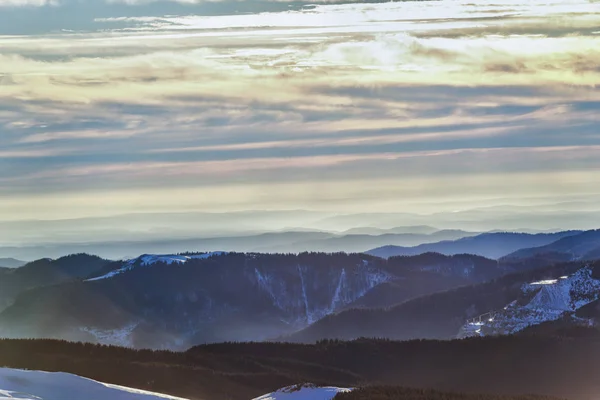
top-left (0, 0), bottom-right (598, 238)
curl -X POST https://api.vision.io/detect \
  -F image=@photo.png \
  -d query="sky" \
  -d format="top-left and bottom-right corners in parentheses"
top-left (1, 0), bottom-right (600, 244)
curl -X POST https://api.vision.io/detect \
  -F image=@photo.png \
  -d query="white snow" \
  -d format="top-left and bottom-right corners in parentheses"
top-left (135, 253), bottom-right (227, 266)
top-left (329, 268), bottom-right (347, 313)
top-left (254, 263), bottom-right (387, 327)
top-left (87, 252), bottom-right (227, 281)
top-left (529, 279), bottom-right (558, 285)
top-left (253, 384), bottom-right (352, 400)
top-left (86, 269), bottom-right (124, 281)
top-left (526, 279), bottom-right (572, 311)
top-left (0, 367), bottom-right (188, 400)
top-left (80, 323), bottom-right (139, 347)
top-left (297, 265), bottom-right (312, 324)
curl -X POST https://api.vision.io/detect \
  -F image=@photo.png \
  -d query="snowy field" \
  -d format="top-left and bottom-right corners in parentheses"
top-left (0, 368), bottom-right (188, 400)
top-left (253, 384), bottom-right (352, 400)
top-left (0, 369), bottom-right (348, 400)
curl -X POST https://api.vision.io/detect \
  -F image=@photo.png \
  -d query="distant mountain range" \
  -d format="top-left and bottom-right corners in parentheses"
top-left (340, 225), bottom-right (440, 235)
top-left (367, 231), bottom-right (582, 259)
top-left (0, 258), bottom-right (26, 269)
top-left (0, 254), bottom-right (109, 311)
top-left (0, 229), bottom-right (477, 260)
top-left (503, 229), bottom-right (600, 261)
top-left (3, 228), bottom-right (592, 262)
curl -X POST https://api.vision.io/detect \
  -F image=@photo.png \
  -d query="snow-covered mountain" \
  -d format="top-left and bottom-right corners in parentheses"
top-left (0, 368), bottom-right (187, 400)
top-left (459, 266), bottom-right (600, 337)
top-left (253, 384), bottom-right (352, 400)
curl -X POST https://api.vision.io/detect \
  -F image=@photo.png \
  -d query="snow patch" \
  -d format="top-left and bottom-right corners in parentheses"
top-left (525, 278), bottom-right (573, 311)
top-left (529, 279), bottom-right (558, 285)
top-left (253, 259), bottom-right (388, 327)
top-left (0, 367), bottom-right (187, 400)
top-left (253, 384), bottom-right (352, 400)
top-left (87, 252), bottom-right (227, 281)
top-left (329, 268), bottom-right (347, 313)
top-left (297, 265), bottom-right (312, 324)
top-left (80, 323), bottom-right (139, 347)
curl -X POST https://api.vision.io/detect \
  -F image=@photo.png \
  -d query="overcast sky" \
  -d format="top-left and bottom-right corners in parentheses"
top-left (1, 0), bottom-right (599, 240)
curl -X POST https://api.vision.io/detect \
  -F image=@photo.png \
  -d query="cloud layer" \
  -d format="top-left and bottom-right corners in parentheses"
top-left (0, 0), bottom-right (599, 236)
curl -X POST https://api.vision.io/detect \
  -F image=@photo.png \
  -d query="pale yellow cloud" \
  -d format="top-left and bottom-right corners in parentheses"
top-left (0, 0), bottom-right (55, 6)
top-left (1, 0), bottom-right (600, 227)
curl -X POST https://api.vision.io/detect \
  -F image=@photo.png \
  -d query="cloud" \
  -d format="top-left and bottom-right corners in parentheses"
top-left (0, 0), bottom-right (55, 6)
top-left (0, 0), bottom-right (599, 231)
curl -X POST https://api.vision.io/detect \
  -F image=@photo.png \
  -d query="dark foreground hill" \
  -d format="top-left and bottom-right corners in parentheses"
top-left (335, 387), bottom-right (560, 400)
top-left (0, 335), bottom-right (598, 400)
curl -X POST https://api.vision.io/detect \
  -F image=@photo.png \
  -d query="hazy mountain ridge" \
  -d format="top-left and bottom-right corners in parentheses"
top-left (0, 254), bottom-right (109, 312)
top-left (340, 225), bottom-right (440, 235)
top-left (0, 229), bottom-right (476, 260)
top-left (0, 258), bottom-right (26, 269)
top-left (503, 229), bottom-right (600, 261)
top-left (367, 231), bottom-right (583, 259)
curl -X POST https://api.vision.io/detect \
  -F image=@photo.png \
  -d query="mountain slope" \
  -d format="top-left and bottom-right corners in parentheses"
top-left (0, 254), bottom-right (110, 311)
top-left (285, 261), bottom-right (597, 343)
top-left (0, 252), bottom-right (504, 349)
top-left (503, 229), bottom-right (600, 261)
top-left (0, 258), bottom-right (26, 268)
top-left (367, 231), bottom-right (582, 259)
top-left (458, 267), bottom-right (600, 338)
top-left (342, 253), bottom-right (502, 310)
